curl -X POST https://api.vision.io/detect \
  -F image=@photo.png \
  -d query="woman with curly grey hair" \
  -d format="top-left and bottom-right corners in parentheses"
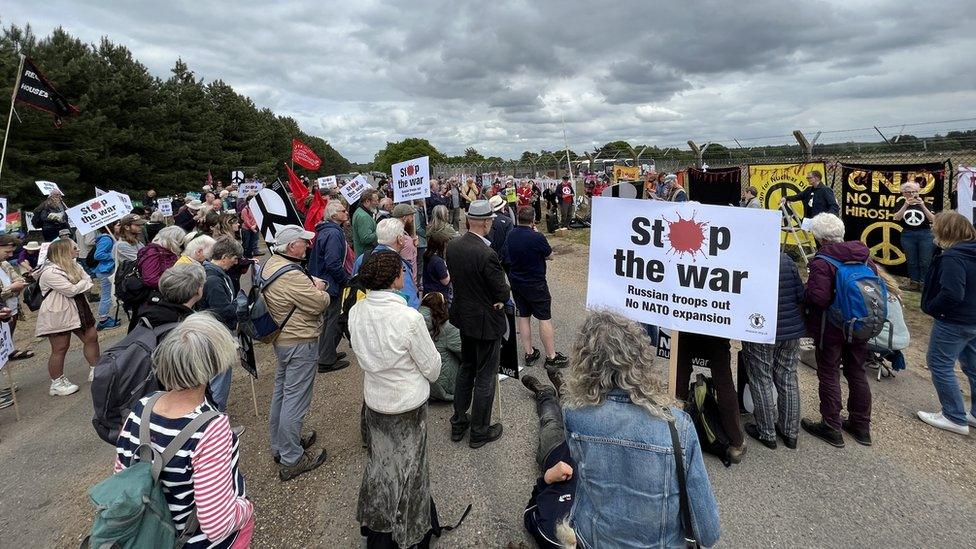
top-left (561, 311), bottom-right (720, 548)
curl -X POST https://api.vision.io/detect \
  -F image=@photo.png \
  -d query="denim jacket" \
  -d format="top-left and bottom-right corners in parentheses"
top-left (563, 389), bottom-right (721, 548)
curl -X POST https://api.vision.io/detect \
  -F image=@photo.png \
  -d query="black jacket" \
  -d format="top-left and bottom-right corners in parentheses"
top-left (786, 184), bottom-right (839, 218)
top-left (139, 300), bottom-right (195, 328)
top-left (922, 242), bottom-right (976, 325)
top-left (33, 202), bottom-right (70, 232)
top-left (446, 232), bottom-right (511, 340)
top-left (198, 261), bottom-right (237, 329)
top-left (487, 214), bottom-right (514, 257)
top-left (775, 252), bottom-right (806, 341)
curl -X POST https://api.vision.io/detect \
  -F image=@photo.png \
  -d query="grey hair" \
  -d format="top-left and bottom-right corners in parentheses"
top-left (149, 211), bottom-right (165, 223)
top-left (152, 312), bottom-right (238, 391)
top-left (184, 235), bottom-right (216, 261)
top-left (430, 204), bottom-right (451, 230)
top-left (153, 225), bottom-right (187, 254)
top-left (376, 217), bottom-right (405, 246)
top-left (900, 181), bottom-right (920, 192)
top-left (810, 213), bottom-right (845, 243)
top-left (159, 263), bottom-right (205, 304)
top-left (325, 199), bottom-right (346, 220)
top-left (211, 235), bottom-right (243, 260)
top-left (563, 310), bottom-right (673, 420)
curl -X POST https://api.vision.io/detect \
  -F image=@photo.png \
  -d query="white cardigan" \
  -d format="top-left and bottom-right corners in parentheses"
top-left (349, 290), bottom-right (442, 414)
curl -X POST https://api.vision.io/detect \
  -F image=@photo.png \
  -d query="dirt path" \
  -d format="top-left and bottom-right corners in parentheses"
top-left (1, 236), bottom-right (974, 547)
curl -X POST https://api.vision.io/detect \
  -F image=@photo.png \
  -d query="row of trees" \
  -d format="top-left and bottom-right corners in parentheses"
top-left (0, 23), bottom-right (351, 208)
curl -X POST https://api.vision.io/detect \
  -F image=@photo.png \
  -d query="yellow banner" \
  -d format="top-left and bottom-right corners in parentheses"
top-left (613, 165), bottom-right (640, 183)
top-left (748, 162), bottom-right (825, 244)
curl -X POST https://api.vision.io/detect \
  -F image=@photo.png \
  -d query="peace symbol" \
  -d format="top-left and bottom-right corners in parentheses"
top-left (904, 209), bottom-right (925, 227)
top-left (763, 181), bottom-right (803, 214)
top-left (861, 221), bottom-right (906, 265)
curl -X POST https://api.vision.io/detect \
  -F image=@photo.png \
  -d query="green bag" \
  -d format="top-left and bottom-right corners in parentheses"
top-left (82, 393), bottom-right (218, 549)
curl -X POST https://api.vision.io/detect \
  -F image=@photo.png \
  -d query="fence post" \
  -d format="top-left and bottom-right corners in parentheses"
top-left (793, 130), bottom-right (821, 161)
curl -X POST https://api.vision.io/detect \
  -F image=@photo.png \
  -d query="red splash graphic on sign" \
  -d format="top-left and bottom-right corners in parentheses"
top-left (664, 212), bottom-right (708, 259)
top-left (406, 164), bottom-right (415, 176)
top-left (90, 201), bottom-right (102, 210)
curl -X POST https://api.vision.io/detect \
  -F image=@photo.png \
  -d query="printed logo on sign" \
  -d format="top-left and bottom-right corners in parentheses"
top-left (90, 201), bottom-right (102, 211)
top-left (748, 313), bottom-right (766, 329)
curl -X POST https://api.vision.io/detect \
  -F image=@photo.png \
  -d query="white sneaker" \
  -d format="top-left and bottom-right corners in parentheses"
top-left (968, 413), bottom-right (976, 428)
top-left (88, 367), bottom-right (95, 382)
top-left (49, 377), bottom-right (79, 397)
top-left (917, 411), bottom-right (970, 435)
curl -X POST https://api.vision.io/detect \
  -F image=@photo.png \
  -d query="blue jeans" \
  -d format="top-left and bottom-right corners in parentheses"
top-left (900, 229), bottom-right (934, 283)
top-left (926, 320), bottom-right (976, 425)
top-left (210, 368), bottom-right (232, 412)
top-left (96, 272), bottom-right (112, 320)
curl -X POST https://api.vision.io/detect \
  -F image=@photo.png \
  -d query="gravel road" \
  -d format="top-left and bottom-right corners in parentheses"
top-left (0, 234), bottom-right (973, 548)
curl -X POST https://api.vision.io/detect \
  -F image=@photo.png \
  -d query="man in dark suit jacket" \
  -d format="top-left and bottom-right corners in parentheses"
top-left (447, 199), bottom-right (512, 448)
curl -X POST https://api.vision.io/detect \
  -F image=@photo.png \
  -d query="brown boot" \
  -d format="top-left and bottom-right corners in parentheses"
top-left (728, 444), bottom-right (747, 464)
top-left (278, 449), bottom-right (328, 482)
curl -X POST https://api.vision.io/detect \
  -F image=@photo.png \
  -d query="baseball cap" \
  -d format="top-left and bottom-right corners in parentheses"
top-left (273, 225), bottom-right (315, 248)
top-left (120, 214), bottom-right (146, 227)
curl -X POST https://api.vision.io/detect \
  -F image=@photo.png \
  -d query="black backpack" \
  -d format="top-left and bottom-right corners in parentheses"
top-left (23, 277), bottom-right (50, 312)
top-left (685, 374), bottom-right (732, 467)
top-left (114, 258), bottom-right (150, 313)
top-left (91, 318), bottom-right (178, 444)
top-left (338, 249), bottom-right (373, 340)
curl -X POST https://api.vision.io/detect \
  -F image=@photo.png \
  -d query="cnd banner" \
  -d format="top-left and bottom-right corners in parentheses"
top-left (840, 162), bottom-right (945, 276)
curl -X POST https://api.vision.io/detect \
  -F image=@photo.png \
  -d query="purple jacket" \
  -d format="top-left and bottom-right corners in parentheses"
top-left (804, 240), bottom-right (876, 338)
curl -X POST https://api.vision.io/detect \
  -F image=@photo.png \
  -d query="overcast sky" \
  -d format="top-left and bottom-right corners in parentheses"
top-left (7, 1), bottom-right (976, 162)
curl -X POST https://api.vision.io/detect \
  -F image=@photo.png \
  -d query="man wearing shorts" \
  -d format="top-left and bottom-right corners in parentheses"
top-left (502, 206), bottom-right (568, 368)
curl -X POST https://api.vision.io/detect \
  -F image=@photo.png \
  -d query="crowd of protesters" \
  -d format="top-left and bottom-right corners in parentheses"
top-left (0, 163), bottom-right (970, 548)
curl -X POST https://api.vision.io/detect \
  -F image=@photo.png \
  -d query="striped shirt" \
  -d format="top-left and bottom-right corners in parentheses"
top-left (114, 394), bottom-right (252, 549)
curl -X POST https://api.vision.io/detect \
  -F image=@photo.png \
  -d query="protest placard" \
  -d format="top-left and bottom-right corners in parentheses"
top-left (748, 162), bottom-right (824, 244)
top-left (95, 187), bottom-right (107, 196)
top-left (612, 165), bottom-right (640, 182)
top-left (38, 242), bottom-right (50, 264)
top-left (231, 170), bottom-right (245, 185)
top-left (340, 175), bottom-right (369, 204)
top-left (958, 166), bottom-right (975, 224)
top-left (249, 180), bottom-right (303, 243)
top-left (25, 211), bottom-right (34, 230)
top-left (0, 199), bottom-right (6, 232)
top-left (0, 322), bottom-right (12, 371)
top-left (392, 156), bottom-right (430, 203)
top-left (65, 192), bottom-right (131, 234)
top-left (35, 180), bottom-right (62, 195)
top-left (156, 198), bottom-right (173, 216)
top-left (107, 191), bottom-right (133, 214)
top-left (586, 197), bottom-right (780, 344)
top-left (239, 181), bottom-right (264, 196)
top-left (317, 175), bottom-right (338, 190)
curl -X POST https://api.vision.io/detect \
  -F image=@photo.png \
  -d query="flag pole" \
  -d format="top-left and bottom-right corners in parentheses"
top-left (0, 54), bottom-right (26, 192)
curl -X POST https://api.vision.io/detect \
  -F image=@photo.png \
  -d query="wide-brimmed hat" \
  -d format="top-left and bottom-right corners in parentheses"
top-left (186, 199), bottom-right (204, 210)
top-left (23, 241), bottom-right (42, 252)
top-left (466, 199), bottom-right (496, 219)
top-left (391, 204), bottom-right (417, 217)
top-left (488, 195), bottom-right (507, 212)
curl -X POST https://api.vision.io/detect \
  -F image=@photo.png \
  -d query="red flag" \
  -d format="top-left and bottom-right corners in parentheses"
top-left (304, 190), bottom-right (327, 232)
top-left (285, 163), bottom-right (309, 214)
top-left (292, 139), bottom-right (322, 171)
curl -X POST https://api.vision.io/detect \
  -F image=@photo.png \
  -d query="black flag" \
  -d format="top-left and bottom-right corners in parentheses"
top-left (248, 178), bottom-right (304, 243)
top-left (15, 56), bottom-right (80, 126)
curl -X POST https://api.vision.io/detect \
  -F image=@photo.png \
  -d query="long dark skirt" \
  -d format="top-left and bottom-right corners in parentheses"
top-left (358, 403), bottom-right (431, 548)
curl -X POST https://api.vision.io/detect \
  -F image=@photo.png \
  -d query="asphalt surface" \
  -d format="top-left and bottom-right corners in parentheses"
top-left (1, 236), bottom-right (974, 548)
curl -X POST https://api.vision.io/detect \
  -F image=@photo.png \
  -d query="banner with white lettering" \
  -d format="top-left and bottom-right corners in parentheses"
top-left (340, 175), bottom-right (369, 204)
top-left (239, 181), bottom-right (263, 196)
top-left (157, 198), bottom-right (173, 217)
top-left (958, 167), bottom-right (975, 224)
top-left (586, 197), bottom-right (780, 343)
top-left (35, 180), bottom-right (62, 196)
top-left (65, 193), bottom-right (131, 234)
top-left (392, 156), bottom-right (430, 203)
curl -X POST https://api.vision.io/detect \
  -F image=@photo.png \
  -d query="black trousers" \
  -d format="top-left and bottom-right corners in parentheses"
top-left (317, 294), bottom-right (342, 366)
top-left (535, 390), bottom-right (564, 469)
top-left (675, 333), bottom-right (744, 447)
top-left (452, 335), bottom-right (501, 438)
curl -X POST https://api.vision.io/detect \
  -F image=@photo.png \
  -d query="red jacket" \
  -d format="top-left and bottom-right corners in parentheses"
top-left (137, 243), bottom-right (179, 289)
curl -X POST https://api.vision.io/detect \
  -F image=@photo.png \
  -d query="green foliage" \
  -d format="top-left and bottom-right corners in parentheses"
top-left (370, 138), bottom-right (445, 175)
top-left (0, 23), bottom-right (350, 210)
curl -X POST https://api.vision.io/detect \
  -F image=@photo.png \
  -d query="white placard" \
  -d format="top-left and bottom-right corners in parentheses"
top-left (586, 197), bottom-right (781, 344)
top-left (95, 187), bottom-right (107, 196)
top-left (65, 193), bottom-right (131, 234)
top-left (239, 181), bottom-right (264, 196)
top-left (157, 198), bottom-right (173, 217)
top-left (392, 156), bottom-right (430, 203)
top-left (0, 322), bottom-right (12, 371)
top-left (25, 211), bottom-right (34, 231)
top-left (35, 180), bottom-right (62, 196)
top-left (231, 170), bottom-right (245, 184)
top-left (958, 167), bottom-right (975, 224)
top-left (38, 242), bottom-right (50, 265)
top-left (340, 175), bottom-right (369, 204)
top-left (107, 191), bottom-right (133, 214)
top-left (317, 175), bottom-right (338, 189)
top-left (0, 198), bottom-right (6, 232)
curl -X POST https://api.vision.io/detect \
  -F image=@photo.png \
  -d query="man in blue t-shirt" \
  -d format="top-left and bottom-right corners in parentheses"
top-left (501, 206), bottom-right (568, 368)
